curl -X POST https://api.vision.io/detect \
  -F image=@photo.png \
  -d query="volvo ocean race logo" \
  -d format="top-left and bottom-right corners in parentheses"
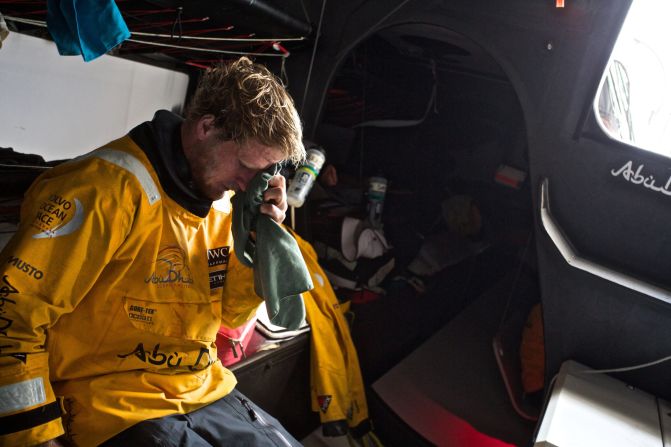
top-left (32, 195), bottom-right (84, 239)
top-left (145, 246), bottom-right (194, 287)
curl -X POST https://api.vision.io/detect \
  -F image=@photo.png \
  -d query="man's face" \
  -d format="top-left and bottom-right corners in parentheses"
top-left (189, 131), bottom-right (284, 200)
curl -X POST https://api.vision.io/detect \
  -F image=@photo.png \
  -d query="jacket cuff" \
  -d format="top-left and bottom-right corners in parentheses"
top-left (0, 353), bottom-right (63, 445)
top-left (0, 412), bottom-right (64, 446)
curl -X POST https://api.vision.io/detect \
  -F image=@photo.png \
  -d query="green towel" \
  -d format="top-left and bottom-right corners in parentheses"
top-left (231, 165), bottom-right (313, 330)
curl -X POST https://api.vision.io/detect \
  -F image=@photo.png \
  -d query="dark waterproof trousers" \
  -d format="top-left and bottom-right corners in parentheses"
top-left (100, 389), bottom-right (302, 446)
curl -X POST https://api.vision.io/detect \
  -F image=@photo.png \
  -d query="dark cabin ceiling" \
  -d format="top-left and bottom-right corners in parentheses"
top-left (1, 1), bottom-right (506, 77)
top-left (377, 24), bottom-right (506, 79)
top-left (2, 1), bottom-right (508, 126)
top-left (1, 0), bottom-right (314, 69)
top-left (321, 24), bottom-right (507, 128)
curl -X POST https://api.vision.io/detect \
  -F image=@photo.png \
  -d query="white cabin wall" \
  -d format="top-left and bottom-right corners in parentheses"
top-left (0, 32), bottom-right (189, 161)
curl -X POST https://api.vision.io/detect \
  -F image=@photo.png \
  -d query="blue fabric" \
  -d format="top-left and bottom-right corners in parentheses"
top-left (47, 0), bottom-right (130, 62)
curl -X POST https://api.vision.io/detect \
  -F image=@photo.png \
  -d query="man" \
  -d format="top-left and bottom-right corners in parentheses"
top-left (0, 57), bottom-right (305, 446)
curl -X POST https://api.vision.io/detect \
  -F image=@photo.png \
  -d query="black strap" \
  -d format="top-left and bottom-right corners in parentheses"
top-left (0, 401), bottom-right (62, 435)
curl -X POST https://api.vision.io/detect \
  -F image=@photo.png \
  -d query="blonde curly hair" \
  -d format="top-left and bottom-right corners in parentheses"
top-left (186, 57), bottom-right (305, 165)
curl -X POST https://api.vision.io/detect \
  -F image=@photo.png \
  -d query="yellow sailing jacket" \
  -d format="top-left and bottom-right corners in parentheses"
top-left (0, 136), bottom-right (262, 446)
top-left (291, 232), bottom-right (369, 431)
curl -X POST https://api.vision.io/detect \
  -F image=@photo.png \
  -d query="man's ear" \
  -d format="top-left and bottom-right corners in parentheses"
top-left (196, 115), bottom-right (217, 140)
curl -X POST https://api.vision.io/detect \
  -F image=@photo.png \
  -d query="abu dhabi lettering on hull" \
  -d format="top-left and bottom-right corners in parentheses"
top-left (612, 161), bottom-right (671, 197)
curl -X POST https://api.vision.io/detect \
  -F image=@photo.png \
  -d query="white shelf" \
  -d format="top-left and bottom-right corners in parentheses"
top-left (535, 360), bottom-right (664, 447)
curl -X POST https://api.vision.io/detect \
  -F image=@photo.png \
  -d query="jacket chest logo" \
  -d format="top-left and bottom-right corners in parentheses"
top-left (145, 246), bottom-right (194, 287)
top-left (207, 246), bottom-right (229, 290)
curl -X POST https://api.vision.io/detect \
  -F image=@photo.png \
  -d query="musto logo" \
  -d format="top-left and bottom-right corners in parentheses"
top-left (32, 195), bottom-right (84, 239)
top-left (7, 256), bottom-right (43, 280)
top-left (145, 246), bottom-right (194, 286)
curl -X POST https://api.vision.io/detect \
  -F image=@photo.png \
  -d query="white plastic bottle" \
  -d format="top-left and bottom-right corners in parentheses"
top-left (286, 148), bottom-right (326, 208)
top-left (367, 176), bottom-right (388, 227)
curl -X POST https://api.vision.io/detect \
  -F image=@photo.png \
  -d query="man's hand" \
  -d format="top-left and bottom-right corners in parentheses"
top-left (260, 174), bottom-right (287, 224)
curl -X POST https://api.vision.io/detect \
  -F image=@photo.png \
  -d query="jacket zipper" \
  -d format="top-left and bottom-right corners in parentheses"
top-left (238, 398), bottom-right (292, 447)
